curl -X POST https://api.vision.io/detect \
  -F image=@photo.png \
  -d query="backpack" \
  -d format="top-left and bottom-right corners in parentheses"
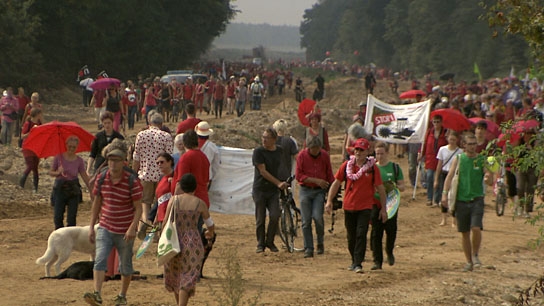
top-left (89, 162), bottom-right (138, 201)
top-left (252, 83), bottom-right (261, 95)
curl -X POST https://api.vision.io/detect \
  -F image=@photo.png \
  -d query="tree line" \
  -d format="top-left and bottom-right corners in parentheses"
top-left (0, 0), bottom-right (235, 88)
top-left (300, 0), bottom-right (531, 79)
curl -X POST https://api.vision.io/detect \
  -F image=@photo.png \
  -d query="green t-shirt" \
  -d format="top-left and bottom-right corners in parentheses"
top-left (374, 161), bottom-right (404, 200)
top-left (456, 153), bottom-right (485, 201)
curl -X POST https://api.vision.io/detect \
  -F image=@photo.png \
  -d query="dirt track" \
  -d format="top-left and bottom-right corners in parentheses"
top-left (0, 78), bottom-right (543, 305)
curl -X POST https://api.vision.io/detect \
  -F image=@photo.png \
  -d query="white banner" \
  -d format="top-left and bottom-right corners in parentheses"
top-left (364, 94), bottom-right (430, 144)
top-left (209, 146), bottom-right (255, 215)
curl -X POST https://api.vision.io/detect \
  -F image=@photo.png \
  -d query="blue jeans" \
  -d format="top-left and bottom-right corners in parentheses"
top-left (252, 96), bottom-right (262, 110)
top-left (299, 186), bottom-right (326, 252)
top-left (425, 169), bottom-right (440, 204)
top-left (94, 227), bottom-right (135, 275)
top-left (1, 119), bottom-right (14, 145)
top-left (235, 100), bottom-right (246, 117)
top-left (127, 105), bottom-right (137, 129)
top-left (52, 184), bottom-right (80, 229)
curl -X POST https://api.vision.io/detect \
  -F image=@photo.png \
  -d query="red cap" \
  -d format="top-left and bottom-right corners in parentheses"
top-left (353, 138), bottom-right (370, 150)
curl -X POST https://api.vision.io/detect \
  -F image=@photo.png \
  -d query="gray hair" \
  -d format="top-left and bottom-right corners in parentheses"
top-left (174, 133), bottom-right (184, 145)
top-left (306, 135), bottom-right (322, 148)
top-left (150, 113), bottom-right (164, 125)
top-left (347, 123), bottom-right (370, 141)
top-left (101, 138), bottom-right (128, 158)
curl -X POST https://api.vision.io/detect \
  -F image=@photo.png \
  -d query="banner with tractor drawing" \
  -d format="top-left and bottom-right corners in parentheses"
top-left (363, 94), bottom-right (431, 144)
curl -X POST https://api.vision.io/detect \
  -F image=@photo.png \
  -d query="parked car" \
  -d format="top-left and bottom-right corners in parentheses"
top-left (160, 72), bottom-right (208, 84)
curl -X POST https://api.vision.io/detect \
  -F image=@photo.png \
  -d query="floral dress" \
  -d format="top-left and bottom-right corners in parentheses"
top-left (164, 194), bottom-right (205, 296)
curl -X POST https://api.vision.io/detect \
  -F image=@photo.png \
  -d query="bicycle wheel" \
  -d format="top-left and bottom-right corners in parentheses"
top-left (496, 187), bottom-right (506, 217)
top-left (291, 208), bottom-right (304, 252)
top-left (279, 206), bottom-right (292, 252)
top-left (283, 207), bottom-right (296, 253)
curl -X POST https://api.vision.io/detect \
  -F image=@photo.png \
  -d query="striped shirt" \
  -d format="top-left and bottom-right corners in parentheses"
top-left (93, 170), bottom-right (143, 234)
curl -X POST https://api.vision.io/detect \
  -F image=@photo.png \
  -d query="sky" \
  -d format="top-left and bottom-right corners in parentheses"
top-left (231, 0), bottom-right (318, 26)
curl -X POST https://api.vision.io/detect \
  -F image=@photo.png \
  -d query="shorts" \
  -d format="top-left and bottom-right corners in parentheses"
top-left (455, 197), bottom-right (484, 233)
top-left (141, 180), bottom-right (158, 205)
top-left (94, 227), bottom-right (134, 275)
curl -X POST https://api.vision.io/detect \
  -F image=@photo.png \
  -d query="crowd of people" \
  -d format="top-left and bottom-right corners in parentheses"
top-left (3, 64), bottom-right (544, 305)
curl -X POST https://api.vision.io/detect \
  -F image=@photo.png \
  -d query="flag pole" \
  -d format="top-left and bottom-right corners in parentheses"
top-left (412, 99), bottom-right (431, 200)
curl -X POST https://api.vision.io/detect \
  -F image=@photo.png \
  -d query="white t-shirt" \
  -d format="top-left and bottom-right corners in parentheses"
top-left (436, 145), bottom-right (463, 172)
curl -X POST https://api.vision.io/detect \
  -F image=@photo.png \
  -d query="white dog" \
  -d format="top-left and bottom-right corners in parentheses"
top-left (36, 224), bottom-right (98, 277)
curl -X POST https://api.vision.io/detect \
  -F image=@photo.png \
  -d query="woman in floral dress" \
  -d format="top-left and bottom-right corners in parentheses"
top-left (163, 173), bottom-right (215, 306)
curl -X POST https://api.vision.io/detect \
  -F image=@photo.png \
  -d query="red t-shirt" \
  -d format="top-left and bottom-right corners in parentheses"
top-left (156, 173), bottom-right (173, 222)
top-left (171, 149), bottom-right (210, 207)
top-left (335, 161), bottom-right (382, 211)
top-left (227, 83), bottom-right (236, 98)
top-left (93, 90), bottom-right (106, 108)
top-left (213, 84), bottom-right (225, 100)
top-left (17, 95), bottom-right (30, 111)
top-left (123, 90), bottom-right (138, 107)
top-left (183, 84), bottom-right (194, 101)
top-left (176, 117), bottom-right (201, 134)
top-left (93, 170), bottom-right (144, 234)
top-left (145, 87), bottom-right (156, 106)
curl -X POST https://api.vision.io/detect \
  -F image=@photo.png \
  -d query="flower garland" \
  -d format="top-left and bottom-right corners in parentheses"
top-left (346, 155), bottom-right (376, 181)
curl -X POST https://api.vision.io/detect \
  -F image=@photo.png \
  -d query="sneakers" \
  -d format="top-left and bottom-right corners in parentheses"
top-left (371, 263), bottom-right (382, 270)
top-left (463, 262), bottom-right (473, 272)
top-left (113, 294), bottom-right (127, 306)
top-left (354, 266), bottom-right (363, 273)
top-left (317, 244), bottom-right (324, 255)
top-left (304, 250), bottom-right (314, 258)
top-left (83, 291), bottom-right (103, 306)
top-left (347, 264), bottom-right (356, 271)
top-left (472, 255), bottom-right (481, 268)
top-left (256, 246), bottom-right (265, 253)
top-left (387, 253), bottom-right (395, 266)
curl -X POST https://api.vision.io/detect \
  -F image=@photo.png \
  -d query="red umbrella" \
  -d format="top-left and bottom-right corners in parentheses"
top-left (430, 109), bottom-right (472, 132)
top-left (513, 119), bottom-right (540, 133)
top-left (22, 121), bottom-right (95, 158)
top-left (399, 89), bottom-right (427, 100)
top-left (89, 77), bottom-right (121, 90)
top-left (468, 117), bottom-right (500, 140)
top-left (297, 99), bottom-right (320, 126)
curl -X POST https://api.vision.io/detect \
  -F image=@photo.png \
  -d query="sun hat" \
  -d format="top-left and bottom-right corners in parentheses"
top-left (106, 149), bottom-right (127, 159)
top-left (195, 121), bottom-right (214, 136)
top-left (353, 138), bottom-right (370, 151)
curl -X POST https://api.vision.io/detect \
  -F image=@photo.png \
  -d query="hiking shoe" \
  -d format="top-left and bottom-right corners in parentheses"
top-left (83, 291), bottom-right (103, 306)
top-left (256, 246), bottom-right (265, 253)
top-left (371, 263), bottom-right (382, 270)
top-left (387, 253), bottom-right (395, 266)
top-left (266, 244), bottom-right (279, 253)
top-left (463, 262), bottom-right (473, 272)
top-left (354, 266), bottom-right (363, 273)
top-left (472, 255), bottom-right (481, 268)
top-left (113, 294), bottom-right (127, 306)
top-left (317, 244), bottom-right (324, 255)
top-left (304, 250), bottom-right (314, 258)
top-left (347, 264), bottom-right (356, 271)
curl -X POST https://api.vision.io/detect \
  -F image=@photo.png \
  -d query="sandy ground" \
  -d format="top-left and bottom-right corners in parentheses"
top-left (0, 78), bottom-right (543, 305)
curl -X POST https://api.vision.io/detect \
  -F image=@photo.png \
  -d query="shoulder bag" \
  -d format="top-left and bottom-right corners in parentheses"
top-left (447, 155), bottom-right (460, 215)
top-left (157, 200), bottom-right (180, 266)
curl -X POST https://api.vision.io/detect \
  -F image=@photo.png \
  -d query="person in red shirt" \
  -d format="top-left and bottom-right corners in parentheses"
top-left (226, 76), bottom-right (237, 115)
top-left (15, 87), bottom-right (30, 137)
top-left (175, 103), bottom-right (201, 134)
top-left (295, 136), bottom-right (334, 258)
top-left (325, 138), bottom-right (386, 273)
top-left (213, 78), bottom-right (226, 119)
top-left (204, 75), bottom-right (216, 115)
top-left (181, 77), bottom-right (195, 120)
top-left (122, 82), bottom-right (138, 130)
top-left (90, 89), bottom-right (106, 129)
top-left (418, 115), bottom-right (448, 206)
top-left (194, 78), bottom-right (205, 115)
top-left (19, 108), bottom-right (43, 192)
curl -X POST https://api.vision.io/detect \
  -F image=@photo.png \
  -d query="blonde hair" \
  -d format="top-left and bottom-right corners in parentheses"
top-left (272, 119), bottom-right (287, 134)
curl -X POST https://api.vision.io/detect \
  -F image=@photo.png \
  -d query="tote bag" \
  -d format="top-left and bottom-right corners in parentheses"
top-left (157, 204), bottom-right (180, 266)
top-left (447, 155), bottom-right (460, 215)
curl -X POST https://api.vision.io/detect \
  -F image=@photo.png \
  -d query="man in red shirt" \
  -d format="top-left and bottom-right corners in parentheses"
top-left (175, 103), bottom-right (201, 134)
top-left (213, 78), bottom-right (226, 119)
top-left (85, 140), bottom-right (143, 306)
top-left (295, 136), bottom-right (334, 258)
top-left (15, 87), bottom-right (30, 137)
top-left (204, 75), bottom-right (216, 115)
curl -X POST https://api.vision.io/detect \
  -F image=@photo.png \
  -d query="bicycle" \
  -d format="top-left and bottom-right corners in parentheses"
top-left (495, 162), bottom-right (507, 217)
top-left (279, 176), bottom-right (302, 253)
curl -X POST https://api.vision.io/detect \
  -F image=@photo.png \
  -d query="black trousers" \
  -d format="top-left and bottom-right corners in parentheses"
top-left (371, 205), bottom-right (398, 265)
top-left (344, 209), bottom-right (371, 267)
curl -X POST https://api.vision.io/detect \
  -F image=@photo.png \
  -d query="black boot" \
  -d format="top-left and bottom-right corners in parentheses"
top-left (19, 174), bottom-right (28, 188)
top-left (33, 175), bottom-right (39, 193)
